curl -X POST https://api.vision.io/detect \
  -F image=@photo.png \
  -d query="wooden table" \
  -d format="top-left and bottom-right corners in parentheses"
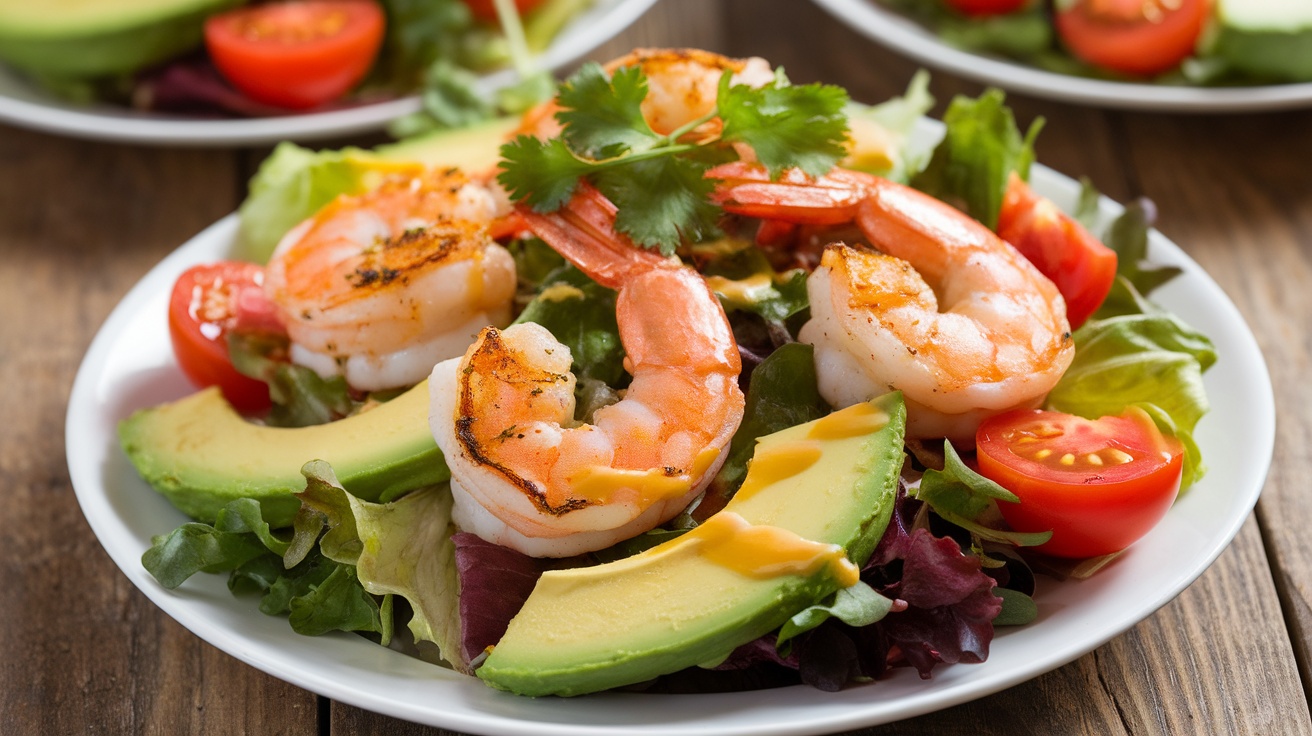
top-left (4, 0), bottom-right (1311, 733)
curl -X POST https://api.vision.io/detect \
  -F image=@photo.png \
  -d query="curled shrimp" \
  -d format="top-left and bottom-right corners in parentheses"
top-left (711, 162), bottom-right (1074, 443)
top-left (428, 185), bottom-right (745, 557)
top-left (264, 167), bottom-right (517, 392)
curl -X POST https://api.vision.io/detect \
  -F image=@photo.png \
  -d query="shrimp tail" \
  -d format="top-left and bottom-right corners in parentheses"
top-left (707, 161), bottom-right (877, 225)
top-left (517, 183), bottom-right (669, 288)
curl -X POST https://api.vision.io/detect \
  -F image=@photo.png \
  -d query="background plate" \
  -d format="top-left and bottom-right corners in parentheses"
top-left (810, 0), bottom-right (1312, 112)
top-left (66, 120), bottom-right (1274, 733)
top-left (0, 0), bottom-right (656, 146)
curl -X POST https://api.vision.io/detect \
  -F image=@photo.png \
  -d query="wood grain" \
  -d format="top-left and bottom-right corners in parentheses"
top-left (0, 126), bottom-right (317, 735)
top-left (2, 0), bottom-right (1310, 733)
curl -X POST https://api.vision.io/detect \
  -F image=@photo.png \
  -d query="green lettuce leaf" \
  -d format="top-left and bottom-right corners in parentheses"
top-left (915, 442), bottom-right (1052, 547)
top-left (843, 69), bottom-right (935, 182)
top-left (776, 581), bottom-right (894, 650)
top-left (372, 0), bottom-right (474, 89)
top-left (142, 498), bottom-right (390, 639)
top-left (911, 88), bottom-right (1043, 229)
top-left (226, 333), bottom-right (356, 428)
top-left (704, 343), bottom-right (829, 507)
top-left (293, 461), bottom-right (465, 669)
top-left (992, 587), bottom-right (1039, 626)
top-left (1046, 312), bottom-right (1216, 490)
top-left (143, 498), bottom-right (288, 589)
top-left (237, 142), bottom-right (395, 262)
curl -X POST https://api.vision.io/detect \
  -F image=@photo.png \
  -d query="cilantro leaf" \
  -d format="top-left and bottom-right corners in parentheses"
top-left (497, 135), bottom-right (593, 211)
top-left (718, 73), bottom-right (850, 178)
top-left (557, 62), bottom-right (659, 158)
top-left (592, 155), bottom-right (720, 254)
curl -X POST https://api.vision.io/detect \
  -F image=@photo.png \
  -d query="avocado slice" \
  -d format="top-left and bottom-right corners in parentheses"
top-left (1213, 0), bottom-right (1312, 82)
top-left (478, 392), bottom-right (907, 697)
top-left (0, 0), bottom-right (247, 79)
top-left (118, 383), bottom-right (448, 528)
top-left (374, 116), bottom-right (519, 170)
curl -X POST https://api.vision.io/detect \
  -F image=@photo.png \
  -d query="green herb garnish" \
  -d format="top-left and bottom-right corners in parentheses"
top-left (498, 64), bottom-right (850, 255)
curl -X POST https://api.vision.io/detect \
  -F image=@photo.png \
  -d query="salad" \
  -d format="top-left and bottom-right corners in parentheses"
top-left (876, 0), bottom-right (1312, 86)
top-left (0, 0), bottom-right (586, 126)
top-left (119, 48), bottom-right (1216, 697)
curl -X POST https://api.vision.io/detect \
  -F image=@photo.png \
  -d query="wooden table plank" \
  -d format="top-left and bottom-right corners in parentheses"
top-left (1116, 106), bottom-right (1312, 707)
top-left (0, 126), bottom-right (318, 735)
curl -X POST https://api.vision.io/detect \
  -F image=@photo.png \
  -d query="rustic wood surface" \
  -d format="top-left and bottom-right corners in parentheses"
top-left (2, 0), bottom-right (1310, 733)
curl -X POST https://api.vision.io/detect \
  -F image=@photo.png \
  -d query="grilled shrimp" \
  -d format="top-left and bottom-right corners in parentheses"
top-left (429, 185), bottom-right (745, 557)
top-left (264, 168), bottom-right (517, 392)
top-left (711, 162), bottom-right (1074, 443)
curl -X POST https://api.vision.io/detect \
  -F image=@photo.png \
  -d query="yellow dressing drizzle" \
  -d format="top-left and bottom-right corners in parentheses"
top-left (570, 466), bottom-right (691, 504)
top-left (694, 512), bottom-right (859, 587)
top-left (733, 440), bottom-right (823, 501)
top-left (537, 283), bottom-right (586, 302)
top-left (705, 273), bottom-right (774, 306)
top-left (806, 402), bottom-right (889, 440)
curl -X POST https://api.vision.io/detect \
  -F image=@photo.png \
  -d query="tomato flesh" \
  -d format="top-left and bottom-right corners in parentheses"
top-left (944, 0), bottom-right (1029, 16)
top-left (168, 262), bottom-right (279, 412)
top-left (977, 408), bottom-right (1184, 558)
top-left (1054, 0), bottom-right (1209, 77)
top-left (996, 174), bottom-right (1117, 329)
top-left (205, 1), bottom-right (386, 110)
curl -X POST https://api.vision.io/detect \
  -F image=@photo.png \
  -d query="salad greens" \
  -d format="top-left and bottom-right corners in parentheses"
top-left (911, 88), bottom-right (1042, 229)
top-left (139, 61), bottom-right (1218, 695)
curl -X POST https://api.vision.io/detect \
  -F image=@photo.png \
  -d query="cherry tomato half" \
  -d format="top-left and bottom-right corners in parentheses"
top-left (169, 262), bottom-right (275, 412)
top-left (204, 1), bottom-right (386, 110)
top-left (977, 408), bottom-right (1184, 558)
top-left (996, 174), bottom-right (1118, 329)
top-left (944, 0), bottom-right (1028, 17)
top-left (1054, 0), bottom-right (1209, 77)
top-left (464, 0), bottom-right (549, 23)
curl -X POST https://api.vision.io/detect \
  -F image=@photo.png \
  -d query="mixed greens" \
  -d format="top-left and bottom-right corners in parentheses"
top-left (132, 61), bottom-right (1214, 694)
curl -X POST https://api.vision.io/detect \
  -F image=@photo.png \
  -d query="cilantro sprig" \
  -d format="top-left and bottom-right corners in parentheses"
top-left (498, 63), bottom-right (850, 255)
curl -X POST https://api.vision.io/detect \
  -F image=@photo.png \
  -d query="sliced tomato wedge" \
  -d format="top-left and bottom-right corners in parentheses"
top-left (1054, 0), bottom-right (1210, 77)
top-left (168, 262), bottom-right (282, 412)
top-left (976, 408), bottom-right (1184, 558)
top-left (204, 1), bottom-right (386, 110)
top-left (944, 0), bottom-right (1029, 16)
top-left (996, 174), bottom-right (1117, 329)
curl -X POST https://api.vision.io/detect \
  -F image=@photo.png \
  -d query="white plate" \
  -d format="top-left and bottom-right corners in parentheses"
top-left (0, 0), bottom-right (655, 146)
top-left (66, 125), bottom-right (1274, 734)
top-left (810, 0), bottom-right (1312, 112)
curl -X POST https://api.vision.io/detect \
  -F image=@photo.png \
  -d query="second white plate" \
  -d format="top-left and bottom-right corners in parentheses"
top-left (810, 0), bottom-right (1312, 112)
top-left (0, 0), bottom-right (656, 146)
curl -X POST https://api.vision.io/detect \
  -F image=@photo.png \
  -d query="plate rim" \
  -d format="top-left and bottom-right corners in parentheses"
top-left (809, 0), bottom-right (1312, 113)
top-left (0, 0), bottom-right (658, 146)
top-left (65, 138), bottom-right (1276, 734)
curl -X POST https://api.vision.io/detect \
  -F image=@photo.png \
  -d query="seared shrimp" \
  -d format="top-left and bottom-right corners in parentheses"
top-left (711, 162), bottom-right (1074, 443)
top-left (515, 48), bottom-right (775, 141)
top-left (264, 168), bottom-right (517, 392)
top-left (429, 185), bottom-right (745, 557)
